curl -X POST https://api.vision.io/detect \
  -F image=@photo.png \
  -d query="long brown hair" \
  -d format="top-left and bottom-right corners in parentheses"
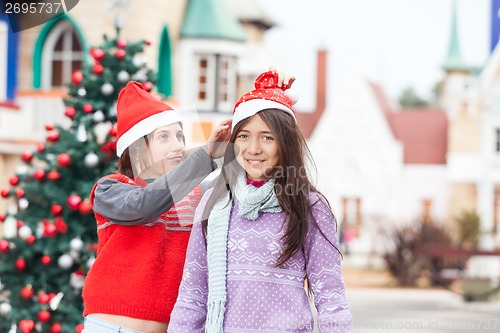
top-left (202, 109), bottom-right (340, 267)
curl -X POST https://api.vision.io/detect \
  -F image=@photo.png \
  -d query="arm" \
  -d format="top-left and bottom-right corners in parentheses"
top-left (304, 194), bottom-right (353, 333)
top-left (93, 147), bottom-right (216, 225)
top-left (168, 192), bottom-right (211, 332)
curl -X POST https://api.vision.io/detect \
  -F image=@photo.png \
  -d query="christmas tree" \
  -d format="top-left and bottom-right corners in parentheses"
top-left (0, 29), bottom-right (157, 332)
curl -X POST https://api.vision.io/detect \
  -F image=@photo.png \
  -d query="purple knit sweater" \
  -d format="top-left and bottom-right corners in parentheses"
top-left (169, 190), bottom-right (353, 333)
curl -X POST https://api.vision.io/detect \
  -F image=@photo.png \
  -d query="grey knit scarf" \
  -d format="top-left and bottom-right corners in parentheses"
top-left (205, 174), bottom-right (282, 333)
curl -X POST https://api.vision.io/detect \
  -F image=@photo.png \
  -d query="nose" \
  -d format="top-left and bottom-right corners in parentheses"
top-left (246, 138), bottom-right (261, 155)
top-left (171, 137), bottom-right (184, 152)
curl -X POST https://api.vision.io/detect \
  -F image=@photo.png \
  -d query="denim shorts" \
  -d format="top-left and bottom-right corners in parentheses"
top-left (82, 316), bottom-right (145, 333)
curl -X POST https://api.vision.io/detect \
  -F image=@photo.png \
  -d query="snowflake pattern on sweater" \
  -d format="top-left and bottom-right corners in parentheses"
top-left (169, 190), bottom-right (353, 333)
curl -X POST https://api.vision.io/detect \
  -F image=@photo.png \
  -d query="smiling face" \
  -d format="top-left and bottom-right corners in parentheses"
top-left (134, 122), bottom-right (185, 178)
top-left (234, 114), bottom-right (280, 181)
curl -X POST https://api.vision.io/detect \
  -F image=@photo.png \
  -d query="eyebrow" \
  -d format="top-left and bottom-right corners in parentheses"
top-left (155, 129), bottom-right (183, 136)
top-left (238, 129), bottom-right (273, 135)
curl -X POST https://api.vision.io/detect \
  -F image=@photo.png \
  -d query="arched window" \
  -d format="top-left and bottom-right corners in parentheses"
top-left (41, 19), bottom-right (83, 89)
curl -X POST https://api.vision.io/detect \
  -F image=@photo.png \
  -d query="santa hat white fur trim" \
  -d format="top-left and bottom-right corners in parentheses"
top-left (116, 110), bottom-right (181, 157)
top-left (232, 99), bottom-right (295, 131)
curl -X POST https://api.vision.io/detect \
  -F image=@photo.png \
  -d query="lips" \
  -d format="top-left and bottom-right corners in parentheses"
top-left (245, 159), bottom-right (265, 167)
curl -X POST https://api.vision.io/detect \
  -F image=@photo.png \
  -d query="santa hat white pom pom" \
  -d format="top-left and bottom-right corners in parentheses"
top-left (285, 89), bottom-right (299, 105)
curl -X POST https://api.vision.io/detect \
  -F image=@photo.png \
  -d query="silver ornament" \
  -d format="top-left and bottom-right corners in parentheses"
top-left (101, 82), bottom-right (114, 96)
top-left (18, 198), bottom-right (29, 210)
top-left (70, 237), bottom-right (83, 251)
top-left (77, 87), bottom-right (87, 97)
top-left (92, 110), bottom-right (105, 123)
top-left (58, 253), bottom-right (74, 270)
top-left (18, 225), bottom-right (32, 239)
top-left (84, 152), bottom-right (99, 168)
top-left (117, 70), bottom-right (130, 83)
top-left (0, 302), bottom-right (11, 315)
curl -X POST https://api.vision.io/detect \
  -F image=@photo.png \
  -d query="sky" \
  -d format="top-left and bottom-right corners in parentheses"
top-left (256, 0), bottom-right (491, 110)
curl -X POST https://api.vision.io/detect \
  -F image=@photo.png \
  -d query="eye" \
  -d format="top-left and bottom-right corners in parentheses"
top-left (176, 133), bottom-right (184, 141)
top-left (157, 134), bottom-right (168, 141)
top-left (263, 135), bottom-right (274, 141)
top-left (237, 134), bottom-right (249, 139)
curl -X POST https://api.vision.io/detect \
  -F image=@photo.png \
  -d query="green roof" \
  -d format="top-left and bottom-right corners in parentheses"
top-left (442, 0), bottom-right (470, 72)
top-left (181, 0), bottom-right (246, 42)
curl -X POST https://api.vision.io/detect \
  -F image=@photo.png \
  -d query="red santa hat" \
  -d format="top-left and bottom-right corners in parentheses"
top-left (232, 71), bottom-right (296, 131)
top-left (116, 81), bottom-right (181, 157)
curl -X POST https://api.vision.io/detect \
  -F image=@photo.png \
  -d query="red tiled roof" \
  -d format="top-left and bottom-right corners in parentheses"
top-left (387, 110), bottom-right (448, 164)
top-left (369, 83), bottom-right (448, 165)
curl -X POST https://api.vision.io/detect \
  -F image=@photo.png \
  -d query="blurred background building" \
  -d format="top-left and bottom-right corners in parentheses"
top-left (1, 0), bottom-right (500, 275)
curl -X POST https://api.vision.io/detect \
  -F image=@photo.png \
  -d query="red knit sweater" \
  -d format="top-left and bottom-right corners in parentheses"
top-left (82, 174), bottom-right (201, 323)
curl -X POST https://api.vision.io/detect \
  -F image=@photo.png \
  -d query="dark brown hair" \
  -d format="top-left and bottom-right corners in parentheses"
top-left (202, 109), bottom-right (340, 267)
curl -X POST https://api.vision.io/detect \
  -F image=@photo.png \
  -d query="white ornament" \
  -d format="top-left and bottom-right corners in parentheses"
top-left (70, 237), bottom-right (83, 251)
top-left (133, 54), bottom-right (144, 67)
top-left (58, 254), bottom-right (74, 270)
top-left (15, 165), bottom-right (28, 176)
top-left (86, 255), bottom-right (96, 269)
top-left (36, 222), bottom-right (44, 238)
top-left (76, 124), bottom-right (88, 142)
top-left (108, 102), bottom-right (117, 117)
top-left (49, 292), bottom-right (64, 311)
top-left (133, 70), bottom-right (147, 82)
top-left (84, 152), bottom-right (99, 168)
top-left (18, 225), bottom-right (32, 239)
top-left (92, 110), bottom-right (105, 123)
top-left (69, 250), bottom-right (80, 261)
top-left (0, 302), bottom-right (11, 315)
top-left (45, 153), bottom-right (55, 161)
top-left (117, 70), bottom-right (130, 83)
top-left (101, 82), bottom-right (114, 96)
top-left (18, 198), bottom-right (29, 210)
top-left (77, 87), bottom-right (87, 97)
top-left (70, 272), bottom-right (85, 289)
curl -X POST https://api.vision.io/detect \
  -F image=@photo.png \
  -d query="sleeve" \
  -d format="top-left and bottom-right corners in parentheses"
top-left (93, 147), bottom-right (215, 225)
top-left (303, 193), bottom-right (353, 333)
top-left (168, 191), bottom-right (212, 333)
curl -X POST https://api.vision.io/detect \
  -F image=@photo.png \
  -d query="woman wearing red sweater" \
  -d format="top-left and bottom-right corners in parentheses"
top-left (81, 81), bottom-right (231, 333)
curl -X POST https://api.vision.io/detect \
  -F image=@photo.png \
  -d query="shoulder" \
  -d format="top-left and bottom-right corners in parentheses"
top-left (307, 191), bottom-right (333, 218)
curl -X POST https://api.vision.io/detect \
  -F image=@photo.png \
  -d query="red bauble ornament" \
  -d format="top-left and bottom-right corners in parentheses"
top-left (15, 188), bottom-right (25, 198)
top-left (0, 214), bottom-right (5, 222)
top-left (82, 103), bottom-right (94, 113)
top-left (57, 153), bottom-right (71, 168)
top-left (54, 217), bottom-right (68, 233)
top-left (67, 194), bottom-right (82, 211)
top-left (65, 106), bottom-right (76, 118)
top-left (47, 170), bottom-right (61, 181)
top-left (38, 309), bottom-right (51, 323)
top-left (16, 258), bottom-right (27, 270)
top-left (44, 223), bottom-right (57, 238)
top-left (0, 188), bottom-right (10, 198)
top-left (22, 151), bottom-right (33, 163)
top-left (75, 324), bottom-right (84, 333)
top-left (18, 319), bottom-right (35, 333)
top-left (17, 220), bottom-right (24, 228)
top-left (93, 64), bottom-right (104, 75)
top-left (116, 38), bottom-right (127, 48)
top-left (115, 49), bottom-right (126, 59)
top-left (37, 143), bottom-right (45, 152)
top-left (51, 204), bottom-right (63, 216)
top-left (9, 176), bottom-right (20, 186)
top-left (47, 131), bottom-right (59, 142)
top-left (71, 70), bottom-right (83, 85)
top-left (20, 285), bottom-right (34, 300)
top-left (0, 239), bottom-right (10, 253)
top-left (79, 200), bottom-right (93, 215)
top-left (145, 39), bottom-right (152, 46)
top-left (45, 123), bottom-right (54, 131)
top-left (41, 255), bottom-right (52, 266)
top-left (142, 81), bottom-right (153, 92)
top-left (33, 169), bottom-right (46, 181)
top-left (26, 235), bottom-right (36, 244)
top-left (109, 125), bottom-right (117, 137)
top-left (38, 292), bottom-right (50, 304)
top-left (90, 48), bottom-right (105, 62)
top-left (50, 323), bottom-right (62, 333)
